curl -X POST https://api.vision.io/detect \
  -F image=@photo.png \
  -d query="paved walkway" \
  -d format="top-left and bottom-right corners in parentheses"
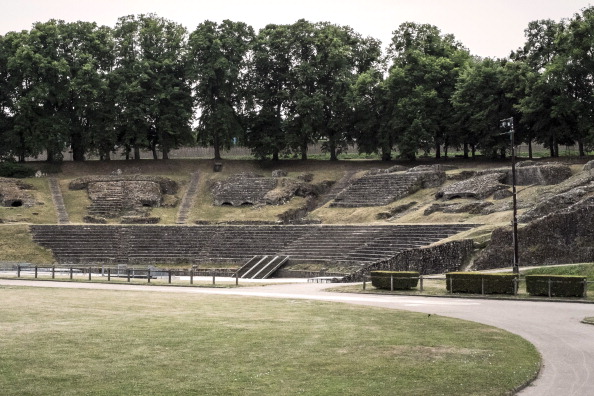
top-left (175, 170), bottom-right (201, 224)
top-left (48, 178), bottom-right (69, 224)
top-left (1, 279), bottom-right (592, 395)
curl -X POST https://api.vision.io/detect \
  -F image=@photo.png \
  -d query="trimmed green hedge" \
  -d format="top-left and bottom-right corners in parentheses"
top-left (0, 162), bottom-right (35, 178)
top-left (370, 271), bottom-right (419, 290)
top-left (526, 275), bottom-right (587, 297)
top-left (446, 272), bottom-right (519, 294)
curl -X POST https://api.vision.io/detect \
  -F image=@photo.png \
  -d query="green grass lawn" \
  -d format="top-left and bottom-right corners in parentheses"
top-left (522, 263), bottom-right (594, 277)
top-left (0, 286), bottom-right (540, 396)
top-left (0, 225), bottom-right (54, 264)
top-left (522, 263), bottom-right (594, 293)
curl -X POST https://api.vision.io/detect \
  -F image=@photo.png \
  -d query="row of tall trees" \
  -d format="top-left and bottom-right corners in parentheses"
top-left (1, 8), bottom-right (594, 162)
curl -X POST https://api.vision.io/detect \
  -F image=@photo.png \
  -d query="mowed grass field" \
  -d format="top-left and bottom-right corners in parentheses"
top-left (0, 286), bottom-right (540, 396)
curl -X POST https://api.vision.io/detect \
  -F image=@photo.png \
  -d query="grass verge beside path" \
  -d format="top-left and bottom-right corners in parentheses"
top-left (0, 286), bottom-right (540, 396)
top-left (332, 263), bottom-right (594, 302)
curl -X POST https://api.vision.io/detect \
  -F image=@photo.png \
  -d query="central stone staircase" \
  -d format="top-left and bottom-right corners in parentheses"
top-left (235, 255), bottom-right (290, 279)
top-left (88, 182), bottom-right (125, 218)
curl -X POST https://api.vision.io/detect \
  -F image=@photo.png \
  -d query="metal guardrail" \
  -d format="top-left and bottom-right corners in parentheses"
top-left (3, 265), bottom-right (242, 286)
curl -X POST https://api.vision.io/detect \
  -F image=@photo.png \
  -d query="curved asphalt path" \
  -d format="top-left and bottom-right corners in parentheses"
top-left (1, 279), bottom-right (592, 395)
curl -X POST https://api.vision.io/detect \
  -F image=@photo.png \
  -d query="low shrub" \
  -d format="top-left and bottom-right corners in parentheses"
top-left (370, 271), bottom-right (419, 290)
top-left (526, 275), bottom-right (587, 297)
top-left (0, 162), bottom-right (36, 178)
top-left (446, 272), bottom-right (519, 294)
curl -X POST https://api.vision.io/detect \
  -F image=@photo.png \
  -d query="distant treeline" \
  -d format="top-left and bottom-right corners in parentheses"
top-left (1, 8), bottom-right (593, 162)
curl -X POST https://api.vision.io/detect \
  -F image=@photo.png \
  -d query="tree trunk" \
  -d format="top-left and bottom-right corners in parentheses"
top-left (471, 144), bottom-right (476, 159)
top-left (151, 145), bottom-right (158, 160)
top-left (300, 142), bottom-right (308, 161)
top-left (272, 150), bottom-right (279, 161)
top-left (463, 143), bottom-right (469, 159)
top-left (134, 145), bottom-right (141, 160)
top-left (18, 134), bottom-right (26, 163)
top-left (578, 140), bottom-right (585, 157)
top-left (381, 138), bottom-right (392, 161)
top-left (435, 142), bottom-right (441, 159)
top-left (528, 140), bottom-right (533, 159)
top-left (71, 132), bottom-right (85, 161)
top-left (329, 139), bottom-right (338, 161)
top-left (213, 133), bottom-right (221, 160)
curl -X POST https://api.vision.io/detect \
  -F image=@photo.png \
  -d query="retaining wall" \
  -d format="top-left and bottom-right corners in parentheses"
top-left (343, 240), bottom-right (475, 282)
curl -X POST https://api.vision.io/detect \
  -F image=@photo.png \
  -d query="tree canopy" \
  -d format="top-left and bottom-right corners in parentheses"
top-left (1, 7), bottom-right (593, 162)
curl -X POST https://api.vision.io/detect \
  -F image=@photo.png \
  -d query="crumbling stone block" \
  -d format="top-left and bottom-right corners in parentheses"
top-left (271, 169), bottom-right (288, 177)
top-left (0, 177), bottom-right (36, 207)
top-left (436, 173), bottom-right (507, 200)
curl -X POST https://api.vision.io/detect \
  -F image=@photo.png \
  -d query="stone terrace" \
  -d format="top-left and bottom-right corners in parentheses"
top-left (330, 173), bottom-right (421, 207)
top-left (30, 224), bottom-right (475, 271)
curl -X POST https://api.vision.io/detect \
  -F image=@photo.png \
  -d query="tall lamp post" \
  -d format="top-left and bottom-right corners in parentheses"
top-left (500, 117), bottom-right (519, 274)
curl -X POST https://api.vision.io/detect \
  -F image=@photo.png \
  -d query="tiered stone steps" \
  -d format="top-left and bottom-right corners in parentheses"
top-left (315, 170), bottom-right (357, 208)
top-left (341, 224), bottom-right (473, 263)
top-left (30, 225), bottom-right (124, 263)
top-left (48, 178), bottom-right (69, 224)
top-left (30, 224), bottom-right (476, 268)
top-left (330, 173), bottom-right (421, 207)
top-left (88, 182), bottom-right (124, 218)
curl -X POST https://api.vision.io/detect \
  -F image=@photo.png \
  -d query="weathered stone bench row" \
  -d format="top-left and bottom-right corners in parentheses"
top-left (30, 224), bottom-right (476, 266)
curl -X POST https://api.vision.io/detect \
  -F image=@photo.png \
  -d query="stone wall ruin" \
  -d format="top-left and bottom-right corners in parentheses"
top-left (211, 171), bottom-right (334, 208)
top-left (69, 175), bottom-right (178, 222)
top-left (0, 177), bottom-right (36, 208)
top-left (342, 240), bottom-right (475, 282)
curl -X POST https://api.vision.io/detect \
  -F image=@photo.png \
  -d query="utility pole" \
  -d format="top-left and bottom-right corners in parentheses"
top-left (500, 117), bottom-right (519, 274)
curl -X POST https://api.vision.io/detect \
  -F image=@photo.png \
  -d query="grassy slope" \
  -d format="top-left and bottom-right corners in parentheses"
top-left (0, 286), bottom-right (540, 396)
top-left (522, 263), bottom-right (594, 278)
top-left (0, 178), bottom-right (56, 224)
top-left (0, 225), bottom-right (54, 263)
top-left (1, 158), bottom-right (592, 264)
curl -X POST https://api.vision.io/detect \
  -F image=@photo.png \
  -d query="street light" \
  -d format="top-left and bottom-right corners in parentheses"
top-left (500, 117), bottom-right (519, 274)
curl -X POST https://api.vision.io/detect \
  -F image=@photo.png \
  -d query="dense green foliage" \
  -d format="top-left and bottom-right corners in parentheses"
top-left (445, 272), bottom-right (519, 294)
top-left (0, 162), bottom-right (35, 178)
top-left (1, 7), bottom-right (594, 162)
top-left (525, 274), bottom-right (588, 297)
top-left (370, 271), bottom-right (419, 290)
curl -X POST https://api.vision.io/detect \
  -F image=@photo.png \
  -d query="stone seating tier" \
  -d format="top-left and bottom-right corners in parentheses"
top-left (330, 173), bottom-right (421, 207)
top-left (30, 224), bottom-right (476, 267)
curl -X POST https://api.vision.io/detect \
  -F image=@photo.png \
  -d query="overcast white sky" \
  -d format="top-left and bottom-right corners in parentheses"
top-left (1, 0), bottom-right (592, 58)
